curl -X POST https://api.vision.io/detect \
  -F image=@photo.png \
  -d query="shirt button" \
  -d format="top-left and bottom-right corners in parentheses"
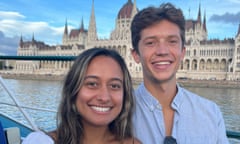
top-left (150, 105), bottom-right (154, 111)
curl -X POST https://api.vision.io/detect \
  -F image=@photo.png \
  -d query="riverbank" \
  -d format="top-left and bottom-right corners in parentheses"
top-left (0, 73), bottom-right (65, 81)
top-left (178, 79), bottom-right (240, 89)
top-left (1, 73), bottom-right (240, 88)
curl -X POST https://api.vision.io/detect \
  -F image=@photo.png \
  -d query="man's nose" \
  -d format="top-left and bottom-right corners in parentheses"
top-left (155, 40), bottom-right (169, 55)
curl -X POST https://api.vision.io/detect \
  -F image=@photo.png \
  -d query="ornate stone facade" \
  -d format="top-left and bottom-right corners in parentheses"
top-left (178, 5), bottom-right (240, 80)
top-left (15, 0), bottom-right (240, 80)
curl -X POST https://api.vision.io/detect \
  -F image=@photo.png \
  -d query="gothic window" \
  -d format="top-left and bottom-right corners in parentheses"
top-left (213, 59), bottom-right (219, 70)
top-left (180, 61), bottom-right (183, 70)
top-left (192, 59), bottom-right (197, 70)
top-left (220, 59), bottom-right (227, 71)
top-left (184, 59), bottom-right (190, 70)
top-left (194, 49), bottom-right (196, 56)
top-left (200, 59), bottom-right (205, 70)
top-left (206, 59), bottom-right (212, 71)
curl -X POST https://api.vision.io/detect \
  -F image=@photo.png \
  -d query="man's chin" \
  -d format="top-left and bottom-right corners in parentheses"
top-left (152, 74), bottom-right (175, 84)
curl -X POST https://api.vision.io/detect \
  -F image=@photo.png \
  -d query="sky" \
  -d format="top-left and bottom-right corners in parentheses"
top-left (0, 0), bottom-right (240, 55)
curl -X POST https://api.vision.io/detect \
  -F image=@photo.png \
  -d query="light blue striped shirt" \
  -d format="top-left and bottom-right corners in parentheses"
top-left (133, 83), bottom-right (229, 144)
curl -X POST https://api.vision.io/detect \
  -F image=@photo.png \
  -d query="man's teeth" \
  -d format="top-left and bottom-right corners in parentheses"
top-left (91, 106), bottom-right (111, 112)
top-left (156, 61), bottom-right (170, 65)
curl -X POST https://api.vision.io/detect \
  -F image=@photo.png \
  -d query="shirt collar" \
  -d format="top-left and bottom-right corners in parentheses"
top-left (136, 82), bottom-right (184, 111)
top-left (171, 83), bottom-right (184, 111)
top-left (136, 82), bottom-right (159, 111)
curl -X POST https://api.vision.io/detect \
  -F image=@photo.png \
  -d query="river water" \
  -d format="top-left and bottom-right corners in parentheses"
top-left (0, 78), bottom-right (240, 142)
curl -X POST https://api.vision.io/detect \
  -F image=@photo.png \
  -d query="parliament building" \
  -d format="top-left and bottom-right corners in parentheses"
top-left (15, 0), bottom-right (240, 80)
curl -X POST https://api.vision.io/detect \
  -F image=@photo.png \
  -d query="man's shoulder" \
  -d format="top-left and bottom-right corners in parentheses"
top-left (178, 87), bottom-right (225, 125)
top-left (179, 86), bottom-right (219, 109)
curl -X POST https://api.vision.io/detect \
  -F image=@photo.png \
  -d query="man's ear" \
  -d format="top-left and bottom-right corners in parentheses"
top-left (181, 46), bottom-right (186, 61)
top-left (131, 49), bottom-right (140, 63)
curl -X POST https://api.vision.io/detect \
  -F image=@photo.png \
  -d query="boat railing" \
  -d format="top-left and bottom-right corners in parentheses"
top-left (0, 76), bottom-right (40, 131)
top-left (0, 102), bottom-right (56, 113)
top-left (227, 131), bottom-right (240, 140)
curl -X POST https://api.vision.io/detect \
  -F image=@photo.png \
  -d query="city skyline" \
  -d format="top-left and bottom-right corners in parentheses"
top-left (0, 0), bottom-right (240, 55)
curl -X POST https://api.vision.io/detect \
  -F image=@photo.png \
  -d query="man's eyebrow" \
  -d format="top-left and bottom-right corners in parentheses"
top-left (142, 36), bottom-right (157, 41)
top-left (142, 34), bottom-right (180, 40)
top-left (167, 35), bottom-right (180, 39)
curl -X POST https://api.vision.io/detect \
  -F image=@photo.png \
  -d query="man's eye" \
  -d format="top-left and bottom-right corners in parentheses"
top-left (168, 38), bottom-right (179, 45)
top-left (169, 40), bottom-right (178, 44)
top-left (145, 41), bottom-right (156, 47)
top-left (170, 40), bottom-right (177, 43)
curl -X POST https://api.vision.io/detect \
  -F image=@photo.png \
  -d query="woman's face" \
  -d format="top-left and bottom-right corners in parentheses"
top-left (76, 55), bottom-right (124, 127)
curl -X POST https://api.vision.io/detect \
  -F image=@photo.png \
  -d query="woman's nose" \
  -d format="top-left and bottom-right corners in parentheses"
top-left (97, 86), bottom-right (111, 102)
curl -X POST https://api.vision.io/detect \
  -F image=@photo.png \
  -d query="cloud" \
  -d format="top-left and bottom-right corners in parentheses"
top-left (209, 11), bottom-right (240, 24)
top-left (0, 11), bottom-right (25, 20)
top-left (0, 10), bottom-right (64, 46)
top-left (0, 31), bottom-right (19, 55)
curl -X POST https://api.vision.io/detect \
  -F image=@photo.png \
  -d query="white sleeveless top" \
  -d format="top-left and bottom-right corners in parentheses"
top-left (22, 131), bottom-right (54, 144)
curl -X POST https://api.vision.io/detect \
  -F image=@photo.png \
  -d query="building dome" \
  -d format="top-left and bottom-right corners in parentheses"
top-left (117, 0), bottom-right (133, 19)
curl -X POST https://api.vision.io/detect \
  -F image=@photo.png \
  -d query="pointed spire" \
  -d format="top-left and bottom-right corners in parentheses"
top-left (197, 3), bottom-right (202, 25)
top-left (90, 0), bottom-right (95, 21)
top-left (131, 0), bottom-right (138, 18)
top-left (64, 18), bottom-right (68, 35)
top-left (237, 24), bottom-right (240, 37)
top-left (20, 34), bottom-right (23, 42)
top-left (80, 17), bottom-right (84, 30)
top-left (188, 7), bottom-right (191, 19)
top-left (19, 34), bottom-right (23, 47)
top-left (88, 0), bottom-right (97, 41)
top-left (62, 19), bottom-right (69, 44)
top-left (203, 10), bottom-right (207, 32)
top-left (32, 33), bottom-right (35, 42)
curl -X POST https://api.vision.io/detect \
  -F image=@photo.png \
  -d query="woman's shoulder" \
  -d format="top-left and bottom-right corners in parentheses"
top-left (22, 131), bottom-right (54, 144)
top-left (123, 137), bottom-right (142, 144)
top-left (133, 138), bottom-right (142, 144)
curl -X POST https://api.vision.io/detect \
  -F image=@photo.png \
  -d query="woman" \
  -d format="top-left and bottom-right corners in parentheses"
top-left (22, 48), bottom-right (141, 144)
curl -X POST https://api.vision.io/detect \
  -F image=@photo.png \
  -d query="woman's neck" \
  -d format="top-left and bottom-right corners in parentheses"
top-left (83, 124), bottom-right (116, 144)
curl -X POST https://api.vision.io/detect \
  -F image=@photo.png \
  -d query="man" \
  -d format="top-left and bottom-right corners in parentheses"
top-left (131, 3), bottom-right (229, 144)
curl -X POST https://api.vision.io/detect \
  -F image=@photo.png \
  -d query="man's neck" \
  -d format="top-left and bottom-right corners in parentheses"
top-left (144, 78), bottom-right (177, 108)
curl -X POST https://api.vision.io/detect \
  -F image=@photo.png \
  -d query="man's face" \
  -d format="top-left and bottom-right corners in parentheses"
top-left (132, 20), bottom-right (185, 84)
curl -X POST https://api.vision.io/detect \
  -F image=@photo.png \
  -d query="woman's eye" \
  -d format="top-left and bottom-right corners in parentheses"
top-left (85, 81), bottom-right (98, 88)
top-left (110, 83), bottom-right (122, 90)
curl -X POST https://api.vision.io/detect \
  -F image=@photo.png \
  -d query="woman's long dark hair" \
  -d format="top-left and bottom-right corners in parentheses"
top-left (55, 48), bottom-right (135, 144)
